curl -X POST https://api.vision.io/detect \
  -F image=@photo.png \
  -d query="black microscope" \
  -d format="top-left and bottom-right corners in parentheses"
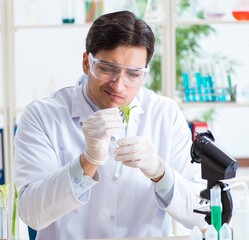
top-left (190, 130), bottom-right (238, 224)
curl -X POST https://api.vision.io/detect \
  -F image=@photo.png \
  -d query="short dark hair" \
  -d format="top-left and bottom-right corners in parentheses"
top-left (85, 11), bottom-right (155, 66)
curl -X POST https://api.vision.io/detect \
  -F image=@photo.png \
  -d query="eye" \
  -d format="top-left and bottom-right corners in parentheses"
top-left (127, 69), bottom-right (143, 79)
top-left (98, 63), bottom-right (119, 74)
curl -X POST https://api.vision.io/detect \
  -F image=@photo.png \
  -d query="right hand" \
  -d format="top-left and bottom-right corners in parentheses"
top-left (82, 108), bottom-right (124, 166)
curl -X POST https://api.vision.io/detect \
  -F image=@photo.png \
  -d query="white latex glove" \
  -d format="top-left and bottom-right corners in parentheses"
top-left (113, 136), bottom-right (165, 179)
top-left (82, 108), bottom-right (124, 165)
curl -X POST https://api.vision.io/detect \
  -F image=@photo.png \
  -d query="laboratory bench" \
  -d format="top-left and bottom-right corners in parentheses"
top-left (96, 237), bottom-right (189, 240)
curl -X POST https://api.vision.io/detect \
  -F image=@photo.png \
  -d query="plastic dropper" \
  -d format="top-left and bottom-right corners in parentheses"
top-left (219, 223), bottom-right (232, 240)
top-left (205, 224), bottom-right (218, 240)
top-left (190, 226), bottom-right (203, 240)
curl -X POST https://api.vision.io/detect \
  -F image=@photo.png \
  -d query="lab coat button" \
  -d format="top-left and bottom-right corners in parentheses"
top-left (110, 216), bottom-right (115, 220)
top-left (111, 136), bottom-right (115, 141)
top-left (74, 178), bottom-right (80, 184)
top-left (112, 176), bottom-right (117, 181)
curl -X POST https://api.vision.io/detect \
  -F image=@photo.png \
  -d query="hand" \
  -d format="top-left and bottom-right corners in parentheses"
top-left (82, 108), bottom-right (124, 165)
top-left (113, 136), bottom-right (165, 179)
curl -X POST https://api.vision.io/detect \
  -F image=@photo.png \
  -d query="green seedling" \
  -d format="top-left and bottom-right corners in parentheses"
top-left (12, 184), bottom-right (18, 237)
top-left (114, 105), bottom-right (137, 178)
top-left (119, 105), bottom-right (137, 126)
top-left (0, 183), bottom-right (9, 207)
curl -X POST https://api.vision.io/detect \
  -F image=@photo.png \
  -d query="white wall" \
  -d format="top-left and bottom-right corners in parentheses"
top-left (13, 1), bottom-right (249, 159)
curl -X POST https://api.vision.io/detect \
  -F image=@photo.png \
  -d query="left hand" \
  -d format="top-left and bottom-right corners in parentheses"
top-left (113, 136), bottom-right (165, 180)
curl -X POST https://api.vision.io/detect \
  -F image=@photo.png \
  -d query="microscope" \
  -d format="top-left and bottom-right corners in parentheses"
top-left (191, 130), bottom-right (238, 224)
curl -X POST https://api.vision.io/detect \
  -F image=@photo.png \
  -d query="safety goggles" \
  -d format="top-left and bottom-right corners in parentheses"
top-left (88, 53), bottom-right (149, 87)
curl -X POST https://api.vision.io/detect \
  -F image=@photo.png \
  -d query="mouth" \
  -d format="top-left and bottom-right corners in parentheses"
top-left (104, 89), bottom-right (125, 101)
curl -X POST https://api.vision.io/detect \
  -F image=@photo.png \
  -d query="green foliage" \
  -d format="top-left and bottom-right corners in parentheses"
top-left (198, 108), bottom-right (216, 123)
top-left (0, 183), bottom-right (9, 207)
top-left (120, 105), bottom-right (137, 125)
top-left (176, 24), bottom-right (215, 86)
top-left (12, 185), bottom-right (18, 237)
top-left (146, 0), bottom-right (215, 92)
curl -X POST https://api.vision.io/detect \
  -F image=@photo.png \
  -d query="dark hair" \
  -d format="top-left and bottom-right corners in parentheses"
top-left (85, 11), bottom-right (155, 66)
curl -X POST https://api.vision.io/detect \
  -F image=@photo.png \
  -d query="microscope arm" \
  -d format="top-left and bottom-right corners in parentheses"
top-left (191, 131), bottom-right (238, 224)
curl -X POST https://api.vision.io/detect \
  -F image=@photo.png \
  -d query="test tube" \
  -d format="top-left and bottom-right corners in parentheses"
top-left (211, 185), bottom-right (222, 233)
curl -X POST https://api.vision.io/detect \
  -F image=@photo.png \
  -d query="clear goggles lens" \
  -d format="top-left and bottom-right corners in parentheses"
top-left (88, 53), bottom-right (149, 87)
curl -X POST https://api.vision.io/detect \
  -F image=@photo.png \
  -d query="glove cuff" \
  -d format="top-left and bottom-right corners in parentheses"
top-left (147, 158), bottom-right (165, 179)
top-left (83, 150), bottom-right (106, 166)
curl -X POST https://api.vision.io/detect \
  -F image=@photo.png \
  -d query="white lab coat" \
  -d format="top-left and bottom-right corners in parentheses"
top-left (14, 76), bottom-right (207, 240)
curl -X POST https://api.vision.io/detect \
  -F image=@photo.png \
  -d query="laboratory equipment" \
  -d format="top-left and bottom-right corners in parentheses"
top-left (232, 0), bottom-right (249, 20)
top-left (190, 130), bottom-right (238, 225)
top-left (219, 223), bottom-right (232, 240)
top-left (205, 224), bottom-right (218, 240)
top-left (61, 0), bottom-right (75, 24)
top-left (210, 185), bottom-right (222, 232)
top-left (190, 226), bottom-right (203, 240)
top-left (204, 0), bottom-right (226, 20)
top-left (84, 0), bottom-right (104, 23)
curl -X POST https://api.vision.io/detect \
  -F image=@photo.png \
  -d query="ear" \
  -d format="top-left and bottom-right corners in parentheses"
top-left (82, 52), bottom-right (89, 74)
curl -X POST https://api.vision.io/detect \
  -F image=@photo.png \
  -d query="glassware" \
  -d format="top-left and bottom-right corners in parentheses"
top-left (232, 0), bottom-right (249, 20)
top-left (204, 0), bottom-right (226, 20)
top-left (61, 0), bottom-right (75, 24)
top-left (84, 0), bottom-right (104, 23)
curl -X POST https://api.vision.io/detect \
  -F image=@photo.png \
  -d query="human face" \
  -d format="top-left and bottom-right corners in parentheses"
top-left (82, 46), bottom-right (148, 109)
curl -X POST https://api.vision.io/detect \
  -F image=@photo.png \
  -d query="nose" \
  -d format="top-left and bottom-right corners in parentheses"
top-left (110, 75), bottom-right (126, 91)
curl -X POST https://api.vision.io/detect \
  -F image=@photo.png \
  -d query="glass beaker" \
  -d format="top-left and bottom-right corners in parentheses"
top-left (204, 0), bottom-right (226, 20)
top-left (61, 0), bottom-right (75, 24)
top-left (232, 0), bottom-right (249, 20)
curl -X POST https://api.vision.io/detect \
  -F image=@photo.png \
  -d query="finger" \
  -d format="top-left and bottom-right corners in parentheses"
top-left (83, 121), bottom-right (124, 131)
top-left (117, 136), bottom-right (142, 146)
top-left (84, 113), bottom-right (123, 125)
top-left (113, 143), bottom-right (138, 155)
top-left (122, 159), bottom-right (141, 168)
top-left (114, 150), bottom-right (144, 162)
top-left (92, 107), bottom-right (120, 116)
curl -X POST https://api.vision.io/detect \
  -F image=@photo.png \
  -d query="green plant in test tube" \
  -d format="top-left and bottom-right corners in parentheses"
top-left (120, 105), bottom-right (137, 126)
top-left (114, 105), bottom-right (137, 178)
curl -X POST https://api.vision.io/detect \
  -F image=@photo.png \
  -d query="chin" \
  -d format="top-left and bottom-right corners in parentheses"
top-left (100, 101), bottom-right (123, 109)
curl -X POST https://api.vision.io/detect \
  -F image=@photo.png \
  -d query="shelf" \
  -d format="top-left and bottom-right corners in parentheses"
top-left (13, 19), bottom-right (167, 31)
top-left (13, 23), bottom-right (92, 31)
top-left (174, 18), bottom-right (249, 26)
top-left (178, 102), bottom-right (249, 108)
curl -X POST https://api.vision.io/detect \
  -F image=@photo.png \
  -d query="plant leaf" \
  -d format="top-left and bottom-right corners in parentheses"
top-left (119, 105), bottom-right (137, 126)
top-left (0, 183), bottom-right (10, 207)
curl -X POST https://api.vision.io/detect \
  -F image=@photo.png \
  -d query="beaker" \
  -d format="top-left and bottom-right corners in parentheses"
top-left (61, 0), bottom-right (75, 24)
top-left (232, 0), bottom-right (249, 20)
top-left (204, 0), bottom-right (226, 20)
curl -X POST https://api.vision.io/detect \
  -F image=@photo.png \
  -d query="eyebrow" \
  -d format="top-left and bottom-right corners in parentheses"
top-left (96, 58), bottom-right (148, 71)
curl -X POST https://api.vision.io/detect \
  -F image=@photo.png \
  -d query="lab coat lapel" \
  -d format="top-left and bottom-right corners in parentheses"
top-left (71, 77), bottom-right (94, 125)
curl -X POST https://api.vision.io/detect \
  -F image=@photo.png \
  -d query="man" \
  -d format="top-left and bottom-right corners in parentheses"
top-left (14, 11), bottom-right (207, 239)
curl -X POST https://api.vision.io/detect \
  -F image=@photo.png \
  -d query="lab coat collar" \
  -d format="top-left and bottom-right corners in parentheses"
top-left (71, 75), bottom-right (94, 122)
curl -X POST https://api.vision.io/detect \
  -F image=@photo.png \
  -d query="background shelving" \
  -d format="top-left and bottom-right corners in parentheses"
top-left (1, 0), bottom-right (249, 183)
top-left (1, 0), bottom-right (249, 238)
